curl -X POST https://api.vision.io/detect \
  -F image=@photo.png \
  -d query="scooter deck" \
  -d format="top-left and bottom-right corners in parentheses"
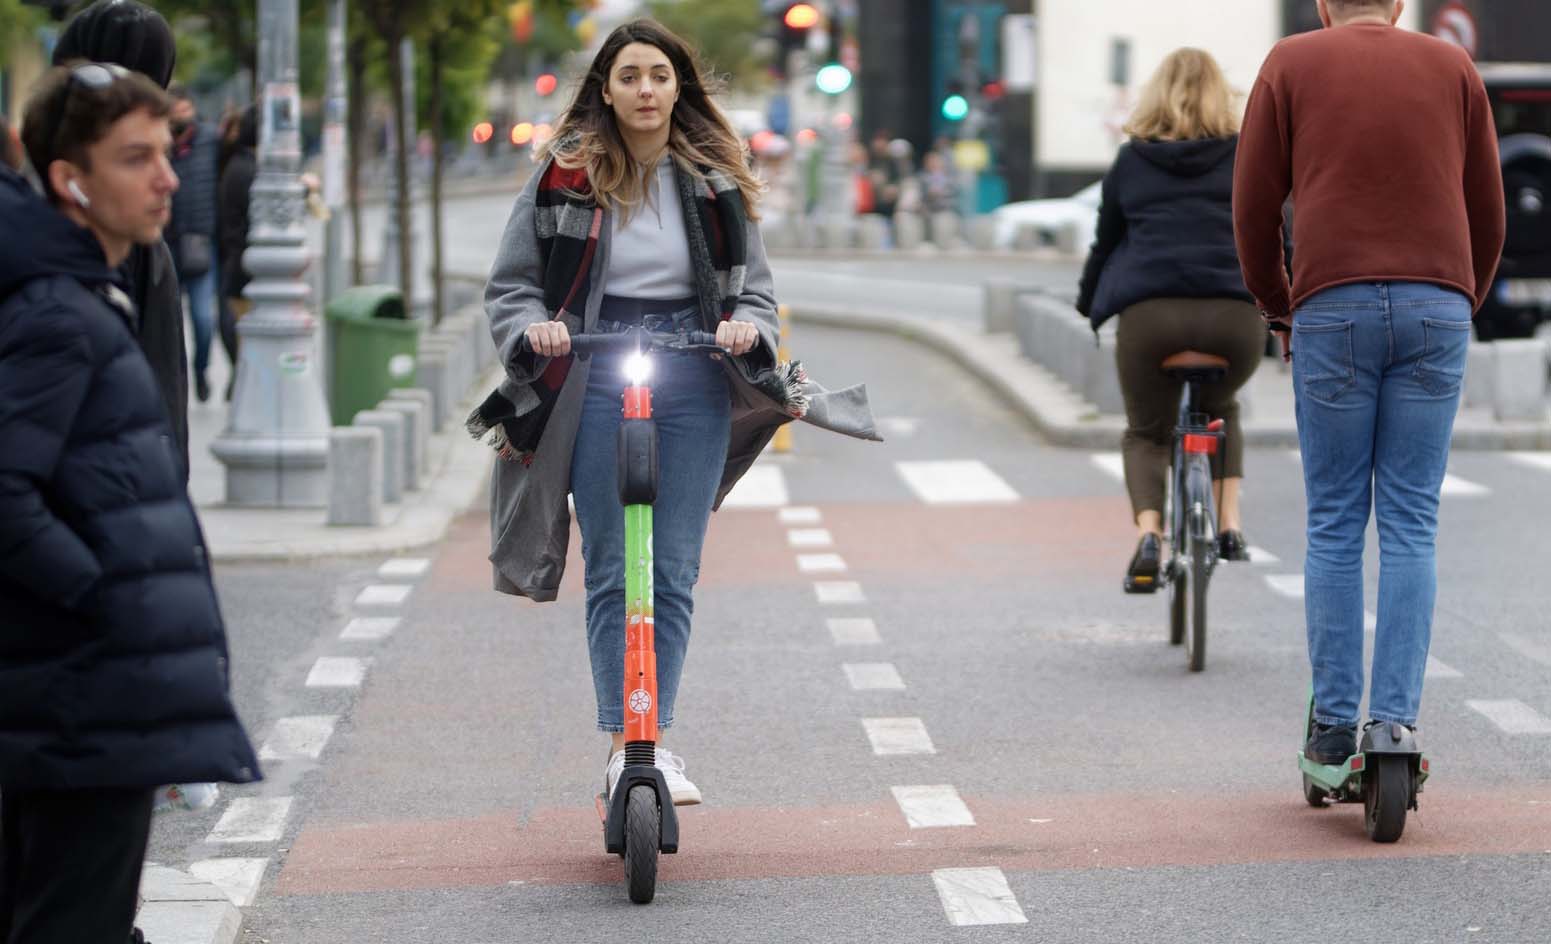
top-left (1298, 751), bottom-right (1431, 794)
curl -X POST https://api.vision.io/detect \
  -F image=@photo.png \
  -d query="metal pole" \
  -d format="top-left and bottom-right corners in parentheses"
top-left (322, 0), bottom-right (348, 303)
top-left (376, 37), bottom-right (419, 310)
top-left (210, 0), bottom-right (332, 507)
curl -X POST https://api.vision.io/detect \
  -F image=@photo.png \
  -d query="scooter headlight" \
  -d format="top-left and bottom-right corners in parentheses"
top-left (624, 351), bottom-right (652, 385)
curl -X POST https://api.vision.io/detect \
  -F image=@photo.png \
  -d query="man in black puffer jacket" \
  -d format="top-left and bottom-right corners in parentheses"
top-left (52, 0), bottom-right (191, 481)
top-left (0, 66), bottom-right (258, 943)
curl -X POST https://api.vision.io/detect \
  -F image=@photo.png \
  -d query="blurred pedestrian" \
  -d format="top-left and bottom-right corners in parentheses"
top-left (51, 0), bottom-right (190, 480)
top-left (1075, 48), bottom-right (1265, 592)
top-left (866, 129), bottom-right (902, 226)
top-left (167, 84), bottom-right (223, 403)
top-left (217, 105), bottom-right (258, 400)
top-left (1234, 0), bottom-right (1504, 761)
top-left (917, 149), bottom-right (958, 215)
top-left (0, 63), bottom-right (259, 944)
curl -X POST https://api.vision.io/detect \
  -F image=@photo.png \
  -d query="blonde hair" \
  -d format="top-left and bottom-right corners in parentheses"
top-left (1123, 48), bottom-right (1240, 142)
top-left (542, 19), bottom-right (762, 222)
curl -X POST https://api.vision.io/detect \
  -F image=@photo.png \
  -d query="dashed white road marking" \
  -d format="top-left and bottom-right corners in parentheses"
top-left (895, 460), bottom-right (1019, 505)
top-left (1508, 452), bottom-right (1551, 472)
top-left (1425, 656), bottom-right (1463, 679)
top-left (878, 417), bottom-right (921, 438)
top-left (259, 716), bottom-right (338, 761)
top-left (932, 868), bottom-right (1029, 926)
top-left (787, 528), bottom-right (833, 548)
top-left (815, 581), bottom-right (866, 605)
top-left (863, 717), bottom-right (936, 755)
top-left (354, 584), bottom-right (412, 608)
top-left (1265, 574), bottom-right (1305, 598)
top-left (1500, 632), bottom-right (1551, 667)
top-left (778, 506), bottom-right (822, 525)
top-left (340, 617), bottom-right (399, 641)
top-left (891, 785), bottom-right (975, 828)
top-left (306, 657), bottom-right (369, 688)
top-left (721, 464), bottom-right (789, 508)
top-left (797, 553), bottom-right (848, 573)
top-left (208, 798), bottom-right (292, 844)
top-left (377, 558), bottom-right (430, 580)
top-left (1246, 546), bottom-right (1280, 566)
top-left (1089, 452), bottom-right (1125, 483)
top-left (843, 662), bottom-right (905, 691)
top-left (189, 858), bottom-right (269, 907)
top-left (828, 617), bottom-right (881, 645)
top-left (1466, 699), bottom-right (1551, 735)
top-left (1440, 474), bottom-right (1490, 497)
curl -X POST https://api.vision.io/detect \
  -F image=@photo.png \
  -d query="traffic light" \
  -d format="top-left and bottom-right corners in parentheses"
top-left (783, 3), bottom-right (820, 29)
top-left (816, 63), bottom-right (852, 95)
top-left (942, 81), bottom-right (969, 122)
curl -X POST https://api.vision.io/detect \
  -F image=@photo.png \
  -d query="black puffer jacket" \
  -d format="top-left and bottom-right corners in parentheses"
top-left (0, 167), bottom-right (259, 791)
top-left (1075, 136), bottom-right (1254, 330)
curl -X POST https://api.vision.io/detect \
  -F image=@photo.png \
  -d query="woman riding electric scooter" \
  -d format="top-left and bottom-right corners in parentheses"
top-left (476, 19), bottom-right (878, 814)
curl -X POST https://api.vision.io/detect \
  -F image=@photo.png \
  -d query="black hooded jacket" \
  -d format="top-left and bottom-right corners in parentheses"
top-left (1075, 136), bottom-right (1254, 330)
top-left (0, 167), bottom-right (259, 791)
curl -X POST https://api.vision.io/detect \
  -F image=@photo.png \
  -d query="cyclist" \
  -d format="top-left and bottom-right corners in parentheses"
top-left (1235, 0), bottom-right (1504, 763)
top-left (1076, 48), bottom-right (1266, 593)
top-left (474, 20), bottom-right (877, 807)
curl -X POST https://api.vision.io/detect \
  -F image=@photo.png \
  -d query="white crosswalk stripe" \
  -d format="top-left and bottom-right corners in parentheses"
top-left (932, 868), bottom-right (1028, 926)
top-left (354, 584), bottom-right (412, 608)
top-left (892, 785), bottom-right (975, 828)
top-left (722, 464), bottom-right (789, 508)
top-left (208, 798), bottom-right (292, 844)
top-left (863, 717), bottom-right (936, 755)
top-left (814, 581), bottom-right (867, 605)
top-left (895, 460), bottom-right (1019, 504)
top-left (1246, 546), bottom-right (1280, 566)
top-left (797, 553), bottom-right (848, 573)
top-left (1425, 656), bottom-right (1464, 679)
top-left (340, 617), bottom-right (399, 641)
top-left (1466, 699), bottom-right (1551, 735)
top-left (1500, 632), bottom-right (1551, 667)
top-left (188, 858), bottom-right (269, 907)
top-left (1265, 574), bottom-right (1305, 598)
top-left (377, 558), bottom-right (430, 580)
top-left (843, 662), bottom-right (906, 691)
top-left (1440, 474), bottom-right (1490, 497)
top-left (306, 657), bottom-right (369, 688)
top-left (787, 528), bottom-right (833, 548)
top-left (828, 617), bottom-right (881, 645)
top-left (259, 716), bottom-right (338, 761)
top-left (778, 506), bottom-right (822, 524)
top-left (1089, 452), bottom-right (1126, 483)
top-left (1508, 452), bottom-right (1551, 472)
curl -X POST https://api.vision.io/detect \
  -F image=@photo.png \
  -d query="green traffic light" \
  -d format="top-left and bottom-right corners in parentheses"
top-left (816, 63), bottom-right (853, 95)
top-left (941, 94), bottom-right (969, 121)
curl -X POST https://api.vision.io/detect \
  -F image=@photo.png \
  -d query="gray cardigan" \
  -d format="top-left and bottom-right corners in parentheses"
top-left (484, 163), bottom-right (880, 601)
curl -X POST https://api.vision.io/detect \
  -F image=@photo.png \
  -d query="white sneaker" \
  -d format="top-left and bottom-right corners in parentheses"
top-left (655, 748), bottom-right (702, 806)
top-left (603, 750), bottom-right (626, 800)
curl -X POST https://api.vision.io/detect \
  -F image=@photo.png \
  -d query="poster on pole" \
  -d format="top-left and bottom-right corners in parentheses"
top-left (1002, 15), bottom-right (1036, 91)
top-left (262, 81), bottom-right (302, 161)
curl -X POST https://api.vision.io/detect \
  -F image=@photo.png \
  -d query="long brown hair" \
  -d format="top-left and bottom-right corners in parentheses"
top-left (542, 19), bottom-right (762, 221)
top-left (1123, 48), bottom-right (1239, 142)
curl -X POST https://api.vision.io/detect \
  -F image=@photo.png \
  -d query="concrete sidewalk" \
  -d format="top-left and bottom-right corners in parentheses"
top-left (137, 865), bottom-right (242, 944)
top-left (789, 304), bottom-right (1551, 451)
top-left (187, 333), bottom-right (496, 563)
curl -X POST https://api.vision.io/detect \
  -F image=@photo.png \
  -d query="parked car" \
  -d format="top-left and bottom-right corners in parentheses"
top-left (990, 181), bottom-right (1102, 253)
top-left (1475, 63), bottom-right (1551, 340)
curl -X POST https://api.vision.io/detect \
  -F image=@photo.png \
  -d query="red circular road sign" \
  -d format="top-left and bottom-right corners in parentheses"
top-left (1432, 1), bottom-right (1479, 60)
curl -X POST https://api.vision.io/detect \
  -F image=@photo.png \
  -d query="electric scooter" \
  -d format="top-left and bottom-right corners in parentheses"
top-left (526, 326), bottom-right (725, 903)
top-left (1298, 693), bottom-right (1429, 843)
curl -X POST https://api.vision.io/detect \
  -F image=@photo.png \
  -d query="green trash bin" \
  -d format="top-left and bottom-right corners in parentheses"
top-left (325, 285), bottom-right (422, 426)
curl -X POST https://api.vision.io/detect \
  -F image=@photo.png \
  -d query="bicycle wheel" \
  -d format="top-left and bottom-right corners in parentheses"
top-left (1166, 452), bottom-right (1186, 645)
top-left (1183, 460), bottom-right (1213, 672)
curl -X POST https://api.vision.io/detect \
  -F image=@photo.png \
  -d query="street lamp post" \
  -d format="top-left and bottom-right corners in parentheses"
top-left (210, 0), bottom-right (332, 507)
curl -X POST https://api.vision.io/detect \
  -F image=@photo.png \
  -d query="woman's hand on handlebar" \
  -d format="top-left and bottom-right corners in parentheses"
top-left (525, 321), bottom-right (571, 357)
top-left (716, 320), bottom-right (759, 357)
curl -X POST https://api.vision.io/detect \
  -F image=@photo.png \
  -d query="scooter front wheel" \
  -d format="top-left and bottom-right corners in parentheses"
top-left (624, 784), bottom-right (661, 903)
top-left (1363, 755), bottom-right (1409, 843)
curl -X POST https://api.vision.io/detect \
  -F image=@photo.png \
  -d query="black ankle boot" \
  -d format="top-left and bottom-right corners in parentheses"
top-left (1123, 533), bottom-right (1162, 594)
top-left (1218, 529), bottom-right (1250, 562)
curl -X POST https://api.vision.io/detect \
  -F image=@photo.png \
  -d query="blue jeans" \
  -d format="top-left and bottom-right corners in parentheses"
top-left (184, 251), bottom-right (218, 377)
top-left (1292, 282), bottom-right (1471, 728)
top-left (570, 301), bottom-right (730, 732)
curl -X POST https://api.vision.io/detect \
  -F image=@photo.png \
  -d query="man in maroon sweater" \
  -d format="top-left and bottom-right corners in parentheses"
top-left (1234, 0), bottom-right (1504, 767)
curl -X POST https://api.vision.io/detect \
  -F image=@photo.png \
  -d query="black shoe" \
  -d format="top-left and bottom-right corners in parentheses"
top-left (1123, 533), bottom-right (1162, 594)
top-left (1305, 722), bottom-right (1358, 765)
top-left (130, 928), bottom-right (150, 944)
top-left (1218, 529), bottom-right (1250, 562)
top-left (194, 372), bottom-right (211, 403)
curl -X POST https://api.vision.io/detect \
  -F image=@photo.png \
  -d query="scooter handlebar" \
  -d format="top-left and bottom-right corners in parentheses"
top-left (516, 328), bottom-right (724, 356)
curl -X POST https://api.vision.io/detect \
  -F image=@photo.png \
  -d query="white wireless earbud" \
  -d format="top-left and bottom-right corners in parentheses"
top-left (67, 180), bottom-right (90, 209)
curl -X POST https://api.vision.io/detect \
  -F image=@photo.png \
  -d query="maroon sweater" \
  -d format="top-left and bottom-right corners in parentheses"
top-left (1233, 23), bottom-right (1505, 321)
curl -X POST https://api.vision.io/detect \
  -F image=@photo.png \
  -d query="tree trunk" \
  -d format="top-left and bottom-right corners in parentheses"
top-left (428, 33), bottom-right (446, 328)
top-left (387, 34), bottom-right (413, 307)
top-left (346, 32), bottom-right (367, 286)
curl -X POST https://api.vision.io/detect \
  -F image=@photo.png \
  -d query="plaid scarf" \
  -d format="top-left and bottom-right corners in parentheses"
top-left (467, 156), bottom-right (758, 464)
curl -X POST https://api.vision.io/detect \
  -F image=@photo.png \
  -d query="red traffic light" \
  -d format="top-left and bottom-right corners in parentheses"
top-left (784, 3), bottom-right (820, 30)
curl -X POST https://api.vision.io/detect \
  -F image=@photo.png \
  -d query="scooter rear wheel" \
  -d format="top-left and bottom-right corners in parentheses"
top-left (1363, 755), bottom-right (1409, 843)
top-left (624, 784), bottom-right (660, 903)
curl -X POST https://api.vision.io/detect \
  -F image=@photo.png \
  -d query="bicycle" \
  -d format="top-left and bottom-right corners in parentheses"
top-left (519, 325), bottom-right (726, 904)
top-left (1159, 351), bottom-right (1227, 672)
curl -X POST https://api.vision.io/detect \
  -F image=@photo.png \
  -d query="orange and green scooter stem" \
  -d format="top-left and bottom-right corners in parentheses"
top-left (622, 383), bottom-right (658, 747)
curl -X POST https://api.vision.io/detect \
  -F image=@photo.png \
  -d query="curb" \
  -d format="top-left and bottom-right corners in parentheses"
top-left (789, 305), bottom-right (1551, 451)
top-left (137, 866), bottom-right (241, 944)
top-left (198, 367), bottom-right (498, 563)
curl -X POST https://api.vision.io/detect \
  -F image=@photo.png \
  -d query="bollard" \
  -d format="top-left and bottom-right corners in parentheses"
top-left (379, 398), bottom-right (427, 491)
top-left (772, 304), bottom-right (793, 454)
top-left (385, 388), bottom-right (435, 478)
top-left (327, 426), bottom-right (384, 526)
top-left (1490, 338), bottom-right (1550, 422)
top-left (352, 409), bottom-right (405, 503)
top-left (1464, 341), bottom-right (1492, 408)
top-left (894, 212), bottom-right (926, 250)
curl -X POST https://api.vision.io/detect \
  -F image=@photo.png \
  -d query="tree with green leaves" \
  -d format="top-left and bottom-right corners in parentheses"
top-left (645, 0), bottom-right (771, 90)
top-left (0, 0), bottom-right (46, 71)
